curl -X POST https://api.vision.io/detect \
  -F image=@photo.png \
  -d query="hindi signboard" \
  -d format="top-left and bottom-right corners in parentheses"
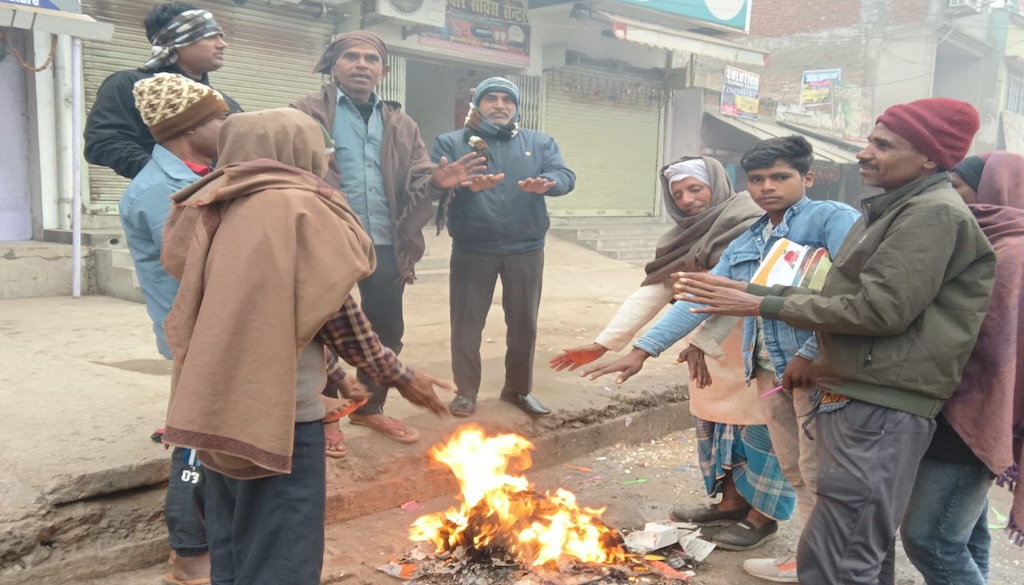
top-left (418, 0), bottom-right (530, 66)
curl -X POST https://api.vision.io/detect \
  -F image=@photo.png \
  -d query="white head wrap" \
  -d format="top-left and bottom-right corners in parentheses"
top-left (663, 159), bottom-right (710, 187)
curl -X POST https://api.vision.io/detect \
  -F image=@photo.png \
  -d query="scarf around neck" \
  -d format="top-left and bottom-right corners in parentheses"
top-left (641, 156), bottom-right (763, 286)
top-left (942, 153), bottom-right (1024, 547)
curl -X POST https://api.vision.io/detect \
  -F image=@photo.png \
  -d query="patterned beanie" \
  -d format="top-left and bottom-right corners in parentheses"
top-left (133, 73), bottom-right (228, 143)
top-left (875, 98), bottom-right (979, 171)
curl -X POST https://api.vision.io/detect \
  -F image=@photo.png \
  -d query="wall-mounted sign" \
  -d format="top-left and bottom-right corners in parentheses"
top-left (614, 0), bottom-right (750, 33)
top-left (0, 0), bottom-right (65, 10)
top-left (418, 0), bottom-right (530, 66)
top-left (800, 69), bottom-right (842, 108)
top-left (721, 66), bottom-right (759, 120)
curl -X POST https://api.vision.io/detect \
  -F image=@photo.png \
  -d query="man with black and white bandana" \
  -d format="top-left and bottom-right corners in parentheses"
top-left (85, 2), bottom-right (241, 179)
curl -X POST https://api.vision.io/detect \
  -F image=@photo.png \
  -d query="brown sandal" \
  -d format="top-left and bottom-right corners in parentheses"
top-left (324, 422), bottom-right (347, 458)
top-left (348, 414), bottom-right (420, 443)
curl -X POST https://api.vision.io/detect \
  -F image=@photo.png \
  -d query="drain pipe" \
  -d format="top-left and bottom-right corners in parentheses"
top-left (71, 37), bottom-right (83, 298)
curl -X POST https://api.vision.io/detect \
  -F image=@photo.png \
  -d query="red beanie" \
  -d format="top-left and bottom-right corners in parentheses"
top-left (875, 98), bottom-right (979, 171)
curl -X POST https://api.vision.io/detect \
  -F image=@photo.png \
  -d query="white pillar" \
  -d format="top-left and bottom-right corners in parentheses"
top-left (54, 35), bottom-right (74, 231)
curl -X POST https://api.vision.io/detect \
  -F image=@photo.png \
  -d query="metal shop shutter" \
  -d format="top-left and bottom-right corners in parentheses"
top-left (543, 69), bottom-right (662, 217)
top-left (82, 0), bottom-right (334, 213)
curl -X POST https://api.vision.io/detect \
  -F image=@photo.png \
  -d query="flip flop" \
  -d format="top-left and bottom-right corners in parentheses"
top-left (162, 573), bottom-right (210, 585)
top-left (322, 396), bottom-right (367, 424)
top-left (349, 415), bottom-right (420, 444)
top-left (324, 423), bottom-right (347, 458)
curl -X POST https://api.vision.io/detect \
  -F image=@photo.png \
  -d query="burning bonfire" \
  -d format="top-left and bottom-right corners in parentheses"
top-left (410, 424), bottom-right (626, 568)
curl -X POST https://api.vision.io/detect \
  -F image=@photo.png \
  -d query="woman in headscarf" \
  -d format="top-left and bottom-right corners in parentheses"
top-left (550, 157), bottom-right (794, 549)
top-left (900, 151), bottom-right (1024, 585)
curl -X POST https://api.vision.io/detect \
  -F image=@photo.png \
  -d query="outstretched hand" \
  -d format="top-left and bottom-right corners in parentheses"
top-left (396, 371), bottom-right (456, 416)
top-left (550, 343), bottom-right (609, 372)
top-left (432, 153), bottom-right (489, 189)
top-left (518, 177), bottom-right (557, 194)
top-left (671, 272), bottom-right (747, 299)
top-left (673, 272), bottom-right (763, 317)
top-left (462, 173), bottom-right (505, 192)
top-left (580, 348), bottom-right (650, 385)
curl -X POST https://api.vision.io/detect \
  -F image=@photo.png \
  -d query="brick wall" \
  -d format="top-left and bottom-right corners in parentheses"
top-left (750, 0), bottom-right (861, 36)
top-left (889, 0), bottom-right (932, 24)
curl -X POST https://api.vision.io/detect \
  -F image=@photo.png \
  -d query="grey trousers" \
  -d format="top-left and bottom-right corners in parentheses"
top-left (797, 400), bottom-right (935, 585)
top-left (449, 247), bottom-right (543, 398)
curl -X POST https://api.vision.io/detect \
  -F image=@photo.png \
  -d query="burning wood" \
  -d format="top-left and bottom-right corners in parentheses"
top-left (397, 425), bottom-right (704, 584)
top-left (410, 425), bottom-right (626, 567)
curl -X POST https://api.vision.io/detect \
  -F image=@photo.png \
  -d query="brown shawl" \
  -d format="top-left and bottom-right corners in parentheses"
top-left (642, 156), bottom-right (763, 286)
top-left (161, 109), bottom-right (375, 479)
top-left (291, 84), bottom-right (442, 283)
top-left (943, 151), bottom-right (1024, 545)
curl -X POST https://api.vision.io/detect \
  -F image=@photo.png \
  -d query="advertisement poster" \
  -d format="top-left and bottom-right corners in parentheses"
top-left (800, 69), bottom-right (842, 108)
top-left (721, 66), bottom-right (759, 120)
top-left (419, 0), bottom-right (530, 66)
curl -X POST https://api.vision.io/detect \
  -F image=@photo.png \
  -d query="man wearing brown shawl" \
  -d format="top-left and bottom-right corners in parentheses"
top-left (900, 151), bottom-right (1024, 584)
top-left (292, 31), bottom-right (487, 445)
top-left (160, 108), bottom-right (449, 585)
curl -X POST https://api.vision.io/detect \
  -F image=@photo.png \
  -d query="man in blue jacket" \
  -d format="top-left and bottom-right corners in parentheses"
top-left (431, 77), bottom-right (576, 417)
top-left (121, 72), bottom-right (229, 585)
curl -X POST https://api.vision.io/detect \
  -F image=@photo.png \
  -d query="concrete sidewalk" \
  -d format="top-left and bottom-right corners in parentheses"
top-left (1, 237), bottom-right (745, 585)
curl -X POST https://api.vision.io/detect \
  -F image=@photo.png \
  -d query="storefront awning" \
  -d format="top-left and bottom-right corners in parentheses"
top-left (705, 113), bottom-right (859, 164)
top-left (591, 7), bottom-right (766, 67)
top-left (0, 4), bottom-right (113, 41)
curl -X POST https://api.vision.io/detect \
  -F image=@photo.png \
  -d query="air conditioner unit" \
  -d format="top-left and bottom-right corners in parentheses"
top-left (362, 0), bottom-right (447, 28)
top-left (948, 0), bottom-right (984, 12)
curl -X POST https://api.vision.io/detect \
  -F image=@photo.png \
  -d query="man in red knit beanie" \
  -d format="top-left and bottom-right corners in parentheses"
top-left (671, 97), bottom-right (997, 584)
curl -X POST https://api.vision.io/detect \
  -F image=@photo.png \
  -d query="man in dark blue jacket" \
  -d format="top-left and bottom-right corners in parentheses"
top-left (431, 77), bottom-right (576, 417)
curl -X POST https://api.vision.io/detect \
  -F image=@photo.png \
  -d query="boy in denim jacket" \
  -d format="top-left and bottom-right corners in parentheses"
top-left (586, 137), bottom-right (858, 571)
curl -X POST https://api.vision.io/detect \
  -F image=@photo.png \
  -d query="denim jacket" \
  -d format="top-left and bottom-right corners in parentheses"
top-left (634, 196), bottom-right (860, 382)
top-left (119, 145), bottom-right (200, 359)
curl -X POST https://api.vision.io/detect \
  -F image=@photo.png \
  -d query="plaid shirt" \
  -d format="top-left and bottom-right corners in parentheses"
top-left (318, 295), bottom-right (414, 391)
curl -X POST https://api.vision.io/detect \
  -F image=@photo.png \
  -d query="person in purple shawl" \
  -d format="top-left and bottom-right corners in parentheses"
top-left (900, 151), bottom-right (1024, 585)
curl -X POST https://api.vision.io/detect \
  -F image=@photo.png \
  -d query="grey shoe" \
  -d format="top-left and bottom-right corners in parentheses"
top-left (670, 503), bottom-right (751, 525)
top-left (710, 520), bottom-right (778, 551)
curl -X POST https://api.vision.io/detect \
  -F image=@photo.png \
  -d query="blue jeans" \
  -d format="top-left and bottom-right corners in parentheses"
top-left (167, 447), bottom-right (207, 556)
top-left (900, 458), bottom-right (993, 585)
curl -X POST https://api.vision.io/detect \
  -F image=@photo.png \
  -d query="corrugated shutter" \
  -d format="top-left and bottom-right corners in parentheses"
top-left (81, 0), bottom-right (334, 212)
top-left (378, 54), bottom-right (406, 105)
top-left (543, 68), bottom-right (663, 217)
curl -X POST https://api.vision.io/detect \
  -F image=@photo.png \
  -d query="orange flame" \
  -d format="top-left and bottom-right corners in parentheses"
top-left (410, 424), bottom-right (625, 567)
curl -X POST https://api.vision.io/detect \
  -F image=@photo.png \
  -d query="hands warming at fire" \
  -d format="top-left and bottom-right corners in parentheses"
top-left (396, 371), bottom-right (456, 416)
top-left (518, 177), bottom-right (557, 194)
top-left (672, 272), bottom-right (762, 317)
top-left (579, 348), bottom-right (651, 385)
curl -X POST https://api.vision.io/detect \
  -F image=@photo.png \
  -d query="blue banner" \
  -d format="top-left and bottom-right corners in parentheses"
top-left (614, 0), bottom-right (750, 32)
top-left (0, 0), bottom-right (64, 10)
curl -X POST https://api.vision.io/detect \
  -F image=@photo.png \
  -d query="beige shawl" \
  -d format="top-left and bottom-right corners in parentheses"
top-left (161, 109), bottom-right (375, 478)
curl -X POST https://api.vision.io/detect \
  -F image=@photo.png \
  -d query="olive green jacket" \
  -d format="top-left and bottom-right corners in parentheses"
top-left (753, 173), bottom-right (996, 418)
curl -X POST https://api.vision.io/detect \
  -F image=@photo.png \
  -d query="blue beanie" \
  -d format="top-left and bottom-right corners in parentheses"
top-left (472, 77), bottom-right (520, 108)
